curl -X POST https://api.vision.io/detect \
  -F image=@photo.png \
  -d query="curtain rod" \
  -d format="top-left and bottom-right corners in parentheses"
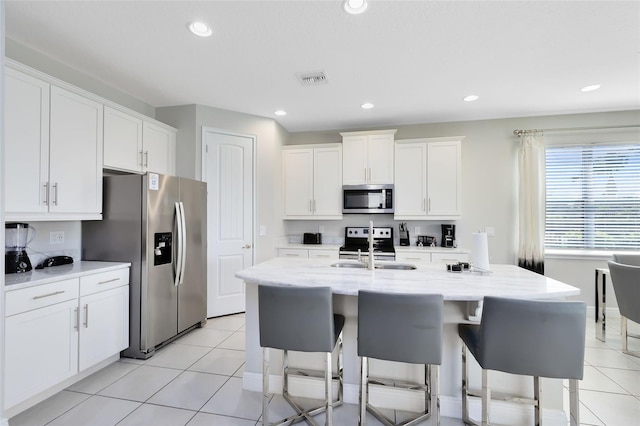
top-left (513, 124), bottom-right (640, 136)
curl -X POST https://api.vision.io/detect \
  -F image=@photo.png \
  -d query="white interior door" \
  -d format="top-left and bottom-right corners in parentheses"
top-left (203, 128), bottom-right (254, 317)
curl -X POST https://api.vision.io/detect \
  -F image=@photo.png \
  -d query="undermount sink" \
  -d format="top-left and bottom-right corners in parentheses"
top-left (330, 261), bottom-right (417, 270)
top-left (375, 262), bottom-right (417, 270)
top-left (331, 261), bottom-right (367, 269)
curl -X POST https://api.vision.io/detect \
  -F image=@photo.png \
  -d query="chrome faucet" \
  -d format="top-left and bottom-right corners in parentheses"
top-left (368, 220), bottom-right (375, 270)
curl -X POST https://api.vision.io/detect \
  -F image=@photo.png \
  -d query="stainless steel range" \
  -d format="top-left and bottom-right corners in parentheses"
top-left (339, 226), bottom-right (396, 261)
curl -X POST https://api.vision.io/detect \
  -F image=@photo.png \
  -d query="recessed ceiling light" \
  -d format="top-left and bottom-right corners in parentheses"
top-left (275, 110), bottom-right (287, 116)
top-left (463, 95), bottom-right (479, 102)
top-left (343, 0), bottom-right (368, 15)
top-left (188, 21), bottom-right (212, 37)
top-left (361, 102), bottom-right (374, 110)
top-left (581, 84), bottom-right (601, 92)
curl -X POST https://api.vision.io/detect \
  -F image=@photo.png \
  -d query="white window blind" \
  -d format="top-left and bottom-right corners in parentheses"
top-left (545, 143), bottom-right (640, 250)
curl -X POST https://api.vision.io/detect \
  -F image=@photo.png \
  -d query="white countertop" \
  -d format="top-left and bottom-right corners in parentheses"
top-left (394, 245), bottom-right (469, 253)
top-left (5, 261), bottom-right (131, 291)
top-left (236, 257), bottom-right (580, 301)
top-left (277, 243), bottom-right (469, 253)
top-left (278, 244), bottom-right (342, 250)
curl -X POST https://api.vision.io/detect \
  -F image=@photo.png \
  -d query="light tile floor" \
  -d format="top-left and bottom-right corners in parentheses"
top-left (8, 312), bottom-right (640, 426)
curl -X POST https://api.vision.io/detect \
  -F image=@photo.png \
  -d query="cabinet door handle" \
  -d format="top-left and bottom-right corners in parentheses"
top-left (428, 198), bottom-right (431, 212)
top-left (285, 254), bottom-right (299, 257)
top-left (98, 278), bottom-right (120, 285)
top-left (33, 290), bottom-right (65, 300)
top-left (139, 150), bottom-right (144, 166)
top-left (422, 198), bottom-right (426, 212)
top-left (368, 168), bottom-right (371, 183)
top-left (84, 304), bottom-right (89, 328)
top-left (43, 182), bottom-right (50, 206)
top-left (144, 151), bottom-right (149, 167)
top-left (52, 182), bottom-right (59, 206)
top-left (74, 307), bottom-right (79, 330)
top-left (313, 199), bottom-right (316, 213)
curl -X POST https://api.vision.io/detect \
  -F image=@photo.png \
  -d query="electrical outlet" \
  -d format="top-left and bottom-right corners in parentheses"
top-left (259, 225), bottom-right (267, 236)
top-left (485, 227), bottom-right (495, 237)
top-left (319, 226), bottom-right (325, 233)
top-left (414, 226), bottom-right (421, 235)
top-left (50, 231), bottom-right (64, 244)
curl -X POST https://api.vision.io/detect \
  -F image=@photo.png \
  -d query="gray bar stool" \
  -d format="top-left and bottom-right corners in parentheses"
top-left (357, 290), bottom-right (443, 426)
top-left (607, 260), bottom-right (640, 357)
top-left (458, 296), bottom-right (586, 426)
top-left (258, 285), bottom-right (345, 426)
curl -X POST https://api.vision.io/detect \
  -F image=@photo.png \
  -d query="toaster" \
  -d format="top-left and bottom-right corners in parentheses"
top-left (303, 233), bottom-right (322, 244)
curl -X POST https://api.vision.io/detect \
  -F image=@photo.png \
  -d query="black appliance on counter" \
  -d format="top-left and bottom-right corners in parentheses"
top-left (339, 226), bottom-right (395, 260)
top-left (303, 233), bottom-right (322, 244)
top-left (441, 224), bottom-right (456, 248)
top-left (399, 223), bottom-right (410, 246)
top-left (5, 223), bottom-right (36, 274)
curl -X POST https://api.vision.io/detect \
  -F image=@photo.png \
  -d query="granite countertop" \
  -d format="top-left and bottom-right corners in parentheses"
top-left (236, 257), bottom-right (579, 301)
top-left (5, 261), bottom-right (131, 291)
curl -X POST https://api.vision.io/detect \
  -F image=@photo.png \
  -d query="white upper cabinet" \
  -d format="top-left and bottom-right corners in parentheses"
top-left (341, 129), bottom-right (396, 185)
top-left (103, 106), bottom-right (144, 172)
top-left (4, 67), bottom-right (50, 215)
top-left (49, 86), bottom-right (103, 216)
top-left (142, 121), bottom-right (175, 175)
top-left (103, 107), bottom-right (176, 175)
top-left (5, 66), bottom-right (103, 221)
top-left (394, 137), bottom-right (463, 220)
top-left (283, 144), bottom-right (342, 220)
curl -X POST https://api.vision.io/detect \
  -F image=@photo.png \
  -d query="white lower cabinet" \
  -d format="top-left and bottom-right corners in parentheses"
top-left (4, 267), bottom-right (130, 411)
top-left (277, 248), bottom-right (339, 259)
top-left (396, 252), bottom-right (431, 263)
top-left (396, 251), bottom-right (469, 264)
top-left (278, 248), bottom-right (309, 258)
top-left (4, 295), bottom-right (79, 409)
top-left (78, 269), bottom-right (130, 371)
top-left (308, 249), bottom-right (339, 260)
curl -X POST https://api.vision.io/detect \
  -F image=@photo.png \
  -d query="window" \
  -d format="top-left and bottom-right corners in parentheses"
top-left (545, 142), bottom-right (640, 250)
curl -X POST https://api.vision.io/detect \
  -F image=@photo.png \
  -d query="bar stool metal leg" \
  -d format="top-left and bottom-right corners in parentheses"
top-left (569, 379), bottom-right (580, 426)
top-left (431, 365), bottom-right (440, 426)
top-left (263, 347), bottom-right (270, 426)
top-left (359, 356), bottom-right (368, 426)
top-left (534, 376), bottom-right (541, 426)
top-left (481, 369), bottom-right (489, 426)
top-left (325, 353), bottom-right (333, 426)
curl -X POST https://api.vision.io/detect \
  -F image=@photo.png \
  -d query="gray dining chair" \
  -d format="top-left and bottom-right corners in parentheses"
top-left (357, 290), bottom-right (443, 426)
top-left (258, 284), bottom-right (344, 426)
top-left (607, 260), bottom-right (640, 357)
top-left (458, 296), bottom-right (586, 426)
top-left (613, 253), bottom-right (640, 266)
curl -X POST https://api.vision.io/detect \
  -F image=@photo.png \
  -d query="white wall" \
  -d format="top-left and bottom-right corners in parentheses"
top-left (287, 110), bottom-right (640, 305)
top-left (5, 38), bottom-right (156, 118)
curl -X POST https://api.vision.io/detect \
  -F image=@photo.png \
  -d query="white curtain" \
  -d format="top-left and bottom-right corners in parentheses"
top-left (518, 132), bottom-right (545, 274)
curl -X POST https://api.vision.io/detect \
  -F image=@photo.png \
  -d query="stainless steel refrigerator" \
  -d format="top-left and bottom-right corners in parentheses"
top-left (82, 173), bottom-right (207, 359)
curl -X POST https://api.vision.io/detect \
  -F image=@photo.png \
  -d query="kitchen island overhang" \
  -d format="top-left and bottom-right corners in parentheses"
top-left (236, 257), bottom-right (581, 424)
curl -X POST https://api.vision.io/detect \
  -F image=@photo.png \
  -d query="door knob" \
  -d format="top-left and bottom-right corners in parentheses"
top-left (243, 244), bottom-right (252, 249)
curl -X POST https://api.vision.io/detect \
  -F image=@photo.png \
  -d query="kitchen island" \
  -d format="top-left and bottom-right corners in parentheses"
top-left (236, 257), bottom-right (580, 424)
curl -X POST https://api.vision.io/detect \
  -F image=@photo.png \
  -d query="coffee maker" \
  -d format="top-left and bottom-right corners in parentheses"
top-left (5, 223), bottom-right (36, 274)
top-left (441, 224), bottom-right (455, 248)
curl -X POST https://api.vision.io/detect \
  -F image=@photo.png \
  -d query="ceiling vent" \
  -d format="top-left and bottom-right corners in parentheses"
top-left (297, 71), bottom-right (328, 86)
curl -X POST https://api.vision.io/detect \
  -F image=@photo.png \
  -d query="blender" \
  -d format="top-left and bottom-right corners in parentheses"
top-left (5, 223), bottom-right (36, 274)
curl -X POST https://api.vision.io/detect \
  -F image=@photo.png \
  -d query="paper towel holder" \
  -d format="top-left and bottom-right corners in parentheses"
top-left (470, 231), bottom-right (492, 275)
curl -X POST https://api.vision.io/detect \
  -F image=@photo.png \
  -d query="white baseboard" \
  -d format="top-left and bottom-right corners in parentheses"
top-left (243, 372), bottom-right (568, 425)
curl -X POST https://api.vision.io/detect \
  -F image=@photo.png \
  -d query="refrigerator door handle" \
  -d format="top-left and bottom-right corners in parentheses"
top-left (174, 202), bottom-right (184, 287)
top-left (178, 201), bottom-right (187, 286)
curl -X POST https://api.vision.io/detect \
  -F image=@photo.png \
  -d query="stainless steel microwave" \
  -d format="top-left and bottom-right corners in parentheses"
top-left (343, 184), bottom-right (394, 214)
